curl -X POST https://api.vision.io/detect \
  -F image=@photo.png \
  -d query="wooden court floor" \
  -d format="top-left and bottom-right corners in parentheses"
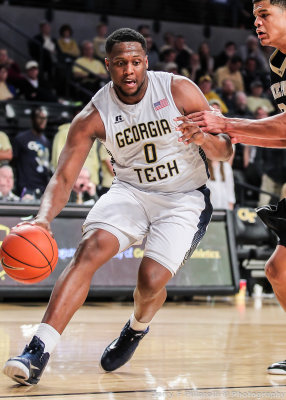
top-left (1, 297), bottom-right (286, 399)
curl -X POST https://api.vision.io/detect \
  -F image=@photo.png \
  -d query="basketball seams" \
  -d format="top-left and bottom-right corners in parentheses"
top-left (5, 268), bottom-right (51, 283)
top-left (36, 226), bottom-right (57, 273)
top-left (9, 232), bottom-right (52, 271)
top-left (0, 226), bottom-right (58, 284)
top-left (1, 246), bottom-right (49, 269)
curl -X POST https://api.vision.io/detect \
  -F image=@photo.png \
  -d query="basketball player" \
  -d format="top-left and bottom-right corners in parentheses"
top-left (175, 0), bottom-right (286, 375)
top-left (3, 28), bottom-right (232, 385)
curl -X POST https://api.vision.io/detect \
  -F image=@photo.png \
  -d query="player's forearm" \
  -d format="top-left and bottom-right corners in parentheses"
top-left (36, 173), bottom-right (73, 223)
top-left (201, 133), bottom-right (233, 161)
top-left (234, 136), bottom-right (286, 147)
top-left (225, 113), bottom-right (286, 140)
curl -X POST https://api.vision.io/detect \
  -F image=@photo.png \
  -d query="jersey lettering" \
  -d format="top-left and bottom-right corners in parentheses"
top-left (134, 160), bottom-right (179, 183)
top-left (115, 119), bottom-right (171, 148)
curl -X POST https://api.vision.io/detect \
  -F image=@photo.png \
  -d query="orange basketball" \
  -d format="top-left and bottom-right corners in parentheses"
top-left (0, 225), bottom-right (58, 284)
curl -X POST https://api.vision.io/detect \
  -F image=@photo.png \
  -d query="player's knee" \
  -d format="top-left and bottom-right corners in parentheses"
top-left (137, 273), bottom-right (164, 299)
top-left (265, 258), bottom-right (286, 285)
top-left (72, 230), bottom-right (118, 270)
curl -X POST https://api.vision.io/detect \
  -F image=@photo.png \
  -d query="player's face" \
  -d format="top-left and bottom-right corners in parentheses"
top-left (105, 42), bottom-right (148, 104)
top-left (253, 0), bottom-right (286, 52)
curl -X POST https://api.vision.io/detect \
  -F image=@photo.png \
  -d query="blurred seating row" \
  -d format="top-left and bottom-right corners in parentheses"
top-left (0, 100), bottom-right (78, 138)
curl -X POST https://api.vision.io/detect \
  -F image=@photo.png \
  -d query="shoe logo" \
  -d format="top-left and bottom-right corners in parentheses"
top-left (114, 115), bottom-right (124, 124)
top-left (109, 339), bottom-right (118, 350)
top-left (30, 364), bottom-right (40, 370)
top-left (1, 258), bottom-right (24, 270)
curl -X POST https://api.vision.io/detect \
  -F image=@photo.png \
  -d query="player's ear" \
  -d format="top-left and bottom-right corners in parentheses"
top-left (145, 55), bottom-right (148, 70)
top-left (105, 58), bottom-right (109, 71)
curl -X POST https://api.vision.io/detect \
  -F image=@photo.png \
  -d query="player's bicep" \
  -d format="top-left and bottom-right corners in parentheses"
top-left (172, 76), bottom-right (211, 115)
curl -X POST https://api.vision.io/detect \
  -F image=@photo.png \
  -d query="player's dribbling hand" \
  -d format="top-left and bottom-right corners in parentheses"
top-left (179, 108), bottom-right (226, 134)
top-left (12, 218), bottom-right (53, 237)
top-left (174, 116), bottom-right (208, 146)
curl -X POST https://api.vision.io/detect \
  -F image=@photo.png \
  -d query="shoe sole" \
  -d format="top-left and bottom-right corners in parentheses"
top-left (3, 360), bottom-right (31, 385)
top-left (268, 368), bottom-right (286, 375)
top-left (98, 361), bottom-right (109, 373)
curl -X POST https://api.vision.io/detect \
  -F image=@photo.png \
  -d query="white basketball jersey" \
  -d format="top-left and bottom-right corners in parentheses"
top-left (92, 71), bottom-right (208, 193)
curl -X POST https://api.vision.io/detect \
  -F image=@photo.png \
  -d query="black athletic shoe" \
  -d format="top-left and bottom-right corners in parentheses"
top-left (256, 199), bottom-right (286, 246)
top-left (268, 360), bottom-right (286, 375)
top-left (100, 320), bottom-right (149, 372)
top-left (3, 336), bottom-right (50, 385)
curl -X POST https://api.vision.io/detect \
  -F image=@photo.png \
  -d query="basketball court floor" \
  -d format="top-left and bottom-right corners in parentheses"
top-left (1, 296), bottom-right (286, 399)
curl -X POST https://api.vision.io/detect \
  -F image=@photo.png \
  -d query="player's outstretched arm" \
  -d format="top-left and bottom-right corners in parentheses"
top-left (34, 102), bottom-right (105, 230)
top-left (172, 76), bottom-right (233, 161)
top-left (186, 109), bottom-right (286, 146)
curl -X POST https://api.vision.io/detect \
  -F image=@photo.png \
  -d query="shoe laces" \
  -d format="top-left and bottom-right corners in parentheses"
top-left (25, 337), bottom-right (45, 356)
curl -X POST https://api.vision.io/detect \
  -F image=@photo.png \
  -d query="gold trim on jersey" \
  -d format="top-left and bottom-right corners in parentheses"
top-left (270, 49), bottom-right (286, 78)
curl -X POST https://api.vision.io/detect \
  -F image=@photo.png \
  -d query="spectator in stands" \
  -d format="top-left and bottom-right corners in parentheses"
top-left (0, 65), bottom-right (16, 101)
top-left (13, 106), bottom-right (52, 198)
top-left (214, 41), bottom-right (237, 69)
top-left (216, 78), bottom-right (237, 114)
top-left (238, 35), bottom-right (269, 73)
top-left (73, 40), bottom-right (108, 93)
top-left (57, 24), bottom-right (80, 61)
top-left (93, 22), bottom-right (108, 62)
top-left (180, 52), bottom-right (201, 83)
top-left (51, 116), bottom-right (101, 188)
top-left (247, 80), bottom-right (275, 115)
top-left (198, 41), bottom-right (214, 77)
top-left (174, 35), bottom-right (193, 73)
top-left (17, 60), bottom-right (57, 102)
top-left (69, 167), bottom-right (97, 205)
top-left (0, 48), bottom-right (22, 86)
top-left (214, 54), bottom-right (244, 92)
top-left (230, 91), bottom-right (253, 118)
top-left (0, 165), bottom-right (19, 202)
top-left (159, 32), bottom-right (175, 54)
top-left (137, 24), bottom-right (151, 37)
top-left (164, 62), bottom-right (179, 74)
top-left (242, 56), bottom-right (269, 95)
top-left (145, 35), bottom-right (159, 71)
top-left (198, 75), bottom-right (228, 114)
top-left (28, 20), bottom-right (57, 81)
top-left (206, 158), bottom-right (236, 210)
top-left (0, 131), bottom-right (12, 166)
top-left (155, 47), bottom-right (177, 72)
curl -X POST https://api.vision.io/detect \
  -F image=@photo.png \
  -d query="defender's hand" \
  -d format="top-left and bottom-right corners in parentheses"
top-left (179, 109), bottom-right (226, 134)
top-left (175, 116), bottom-right (208, 146)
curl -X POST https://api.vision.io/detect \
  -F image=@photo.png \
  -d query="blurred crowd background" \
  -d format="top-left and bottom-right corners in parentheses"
top-left (0, 0), bottom-right (283, 212)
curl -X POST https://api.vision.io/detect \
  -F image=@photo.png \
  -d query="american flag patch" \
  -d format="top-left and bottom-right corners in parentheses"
top-left (153, 98), bottom-right (169, 111)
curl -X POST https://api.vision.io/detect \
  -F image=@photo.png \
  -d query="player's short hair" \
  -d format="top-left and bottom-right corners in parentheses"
top-left (253, 0), bottom-right (286, 7)
top-left (105, 28), bottom-right (147, 54)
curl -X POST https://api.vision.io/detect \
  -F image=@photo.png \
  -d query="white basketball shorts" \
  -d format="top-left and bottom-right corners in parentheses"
top-left (82, 181), bottom-right (213, 275)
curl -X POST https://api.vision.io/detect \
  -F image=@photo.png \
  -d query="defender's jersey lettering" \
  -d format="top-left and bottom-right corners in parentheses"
top-left (115, 119), bottom-right (171, 149)
top-left (271, 81), bottom-right (286, 100)
top-left (270, 49), bottom-right (286, 113)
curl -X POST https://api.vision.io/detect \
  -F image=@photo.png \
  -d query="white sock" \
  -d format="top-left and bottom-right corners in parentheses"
top-left (129, 313), bottom-right (151, 331)
top-left (34, 323), bottom-right (61, 354)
